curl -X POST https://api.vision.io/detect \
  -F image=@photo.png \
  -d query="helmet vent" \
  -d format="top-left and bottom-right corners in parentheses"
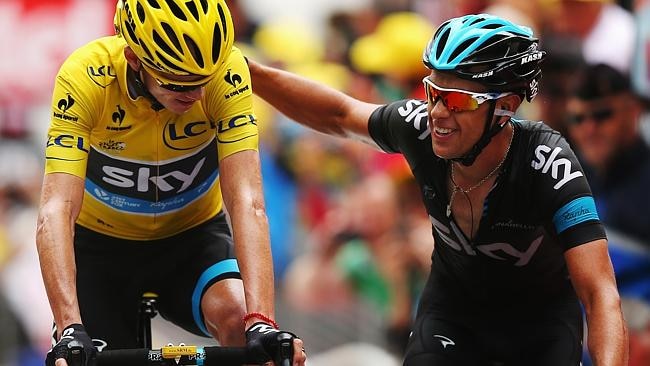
top-left (145, 0), bottom-right (160, 9)
top-left (125, 23), bottom-right (140, 45)
top-left (217, 3), bottom-right (228, 45)
top-left (164, 0), bottom-right (187, 21)
top-left (473, 35), bottom-right (507, 62)
top-left (482, 23), bottom-right (501, 30)
top-left (141, 42), bottom-right (155, 61)
top-left (155, 50), bottom-right (184, 72)
top-left (199, 0), bottom-right (208, 14)
top-left (467, 17), bottom-right (484, 26)
top-left (161, 22), bottom-right (183, 54)
top-left (186, 1), bottom-right (200, 21)
top-left (211, 21), bottom-right (222, 65)
top-left (136, 2), bottom-right (146, 23)
top-left (142, 56), bottom-right (156, 67)
top-left (184, 35), bottom-right (205, 68)
top-left (153, 30), bottom-right (182, 62)
top-left (436, 28), bottom-right (450, 60)
top-left (449, 38), bottom-right (477, 63)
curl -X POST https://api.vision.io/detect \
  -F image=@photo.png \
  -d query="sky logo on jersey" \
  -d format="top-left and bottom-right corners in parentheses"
top-left (430, 214), bottom-right (543, 266)
top-left (553, 196), bottom-right (599, 233)
top-left (94, 188), bottom-right (110, 201)
top-left (85, 140), bottom-right (219, 214)
top-left (53, 94), bottom-right (79, 122)
top-left (397, 99), bottom-right (430, 140)
top-left (531, 144), bottom-right (583, 189)
top-left (85, 171), bottom-right (217, 214)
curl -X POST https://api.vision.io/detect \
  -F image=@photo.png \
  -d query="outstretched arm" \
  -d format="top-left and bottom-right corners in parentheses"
top-left (247, 58), bottom-right (382, 145)
top-left (565, 239), bottom-right (629, 366)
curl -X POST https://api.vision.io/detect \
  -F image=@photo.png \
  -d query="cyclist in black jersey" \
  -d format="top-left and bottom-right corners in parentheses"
top-left (248, 13), bottom-right (628, 366)
top-left (36, 1), bottom-right (305, 365)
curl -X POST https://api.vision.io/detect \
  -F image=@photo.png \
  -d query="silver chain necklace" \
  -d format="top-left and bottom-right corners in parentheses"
top-left (446, 127), bottom-right (514, 217)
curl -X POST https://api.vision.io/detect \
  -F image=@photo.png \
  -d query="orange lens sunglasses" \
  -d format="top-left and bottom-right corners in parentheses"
top-left (422, 77), bottom-right (512, 112)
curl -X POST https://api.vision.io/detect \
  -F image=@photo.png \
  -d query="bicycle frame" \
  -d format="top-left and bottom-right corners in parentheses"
top-left (137, 292), bottom-right (159, 349)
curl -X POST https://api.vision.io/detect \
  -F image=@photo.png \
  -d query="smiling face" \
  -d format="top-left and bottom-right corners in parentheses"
top-left (425, 71), bottom-right (497, 159)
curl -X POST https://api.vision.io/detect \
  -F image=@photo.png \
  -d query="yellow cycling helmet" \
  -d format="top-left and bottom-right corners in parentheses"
top-left (114, 0), bottom-right (234, 79)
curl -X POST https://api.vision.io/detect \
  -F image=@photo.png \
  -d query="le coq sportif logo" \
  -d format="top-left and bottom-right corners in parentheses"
top-left (57, 94), bottom-right (75, 113)
top-left (224, 69), bottom-right (242, 88)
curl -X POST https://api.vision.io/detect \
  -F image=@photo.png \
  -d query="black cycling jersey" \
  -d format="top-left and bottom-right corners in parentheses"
top-left (368, 99), bottom-right (606, 364)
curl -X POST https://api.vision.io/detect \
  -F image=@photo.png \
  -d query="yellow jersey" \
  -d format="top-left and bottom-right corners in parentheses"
top-left (45, 36), bottom-right (259, 240)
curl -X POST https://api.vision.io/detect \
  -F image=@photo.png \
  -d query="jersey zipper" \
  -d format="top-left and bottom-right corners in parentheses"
top-left (154, 112), bottom-right (161, 225)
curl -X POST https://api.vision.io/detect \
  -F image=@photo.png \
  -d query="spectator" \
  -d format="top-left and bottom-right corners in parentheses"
top-left (565, 63), bottom-right (650, 366)
top-left (565, 63), bottom-right (650, 244)
top-left (283, 172), bottom-right (432, 357)
top-left (538, 0), bottom-right (636, 135)
top-left (542, 0), bottom-right (636, 73)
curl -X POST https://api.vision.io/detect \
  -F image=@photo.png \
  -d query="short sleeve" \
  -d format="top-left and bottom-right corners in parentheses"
top-left (45, 58), bottom-right (101, 178)
top-left (203, 46), bottom-right (259, 161)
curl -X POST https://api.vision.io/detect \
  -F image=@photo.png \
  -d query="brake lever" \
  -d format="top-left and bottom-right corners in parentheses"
top-left (67, 341), bottom-right (85, 366)
top-left (274, 332), bottom-right (294, 366)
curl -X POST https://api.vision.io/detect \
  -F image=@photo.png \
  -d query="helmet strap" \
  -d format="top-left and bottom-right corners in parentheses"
top-left (494, 108), bottom-right (514, 117)
top-left (452, 101), bottom-right (509, 166)
top-left (129, 67), bottom-right (164, 111)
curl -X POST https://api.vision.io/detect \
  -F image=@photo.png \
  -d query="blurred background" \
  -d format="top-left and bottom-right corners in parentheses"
top-left (1, 0), bottom-right (650, 365)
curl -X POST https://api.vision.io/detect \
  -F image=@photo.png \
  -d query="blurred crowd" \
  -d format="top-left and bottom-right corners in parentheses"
top-left (1, 0), bottom-right (650, 365)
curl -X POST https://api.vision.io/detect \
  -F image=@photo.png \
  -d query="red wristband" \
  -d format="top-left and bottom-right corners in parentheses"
top-left (243, 312), bottom-right (279, 329)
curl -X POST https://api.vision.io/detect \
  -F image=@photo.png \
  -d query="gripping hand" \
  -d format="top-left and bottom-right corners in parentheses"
top-left (245, 322), bottom-right (297, 365)
top-left (46, 324), bottom-right (96, 366)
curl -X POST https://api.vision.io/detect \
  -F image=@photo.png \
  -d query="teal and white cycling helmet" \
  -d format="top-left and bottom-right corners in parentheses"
top-left (423, 13), bottom-right (545, 102)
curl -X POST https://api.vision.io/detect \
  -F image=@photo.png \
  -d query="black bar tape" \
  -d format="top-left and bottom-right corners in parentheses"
top-left (96, 349), bottom-right (149, 366)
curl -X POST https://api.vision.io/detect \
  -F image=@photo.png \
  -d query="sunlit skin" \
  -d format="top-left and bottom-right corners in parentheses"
top-left (423, 71), bottom-right (521, 239)
top-left (426, 70), bottom-right (521, 183)
top-left (566, 94), bottom-right (640, 174)
top-left (124, 46), bottom-right (206, 114)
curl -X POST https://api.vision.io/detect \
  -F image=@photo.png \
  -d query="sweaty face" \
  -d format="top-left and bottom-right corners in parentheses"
top-left (141, 69), bottom-right (207, 114)
top-left (566, 94), bottom-right (638, 171)
top-left (425, 71), bottom-right (494, 160)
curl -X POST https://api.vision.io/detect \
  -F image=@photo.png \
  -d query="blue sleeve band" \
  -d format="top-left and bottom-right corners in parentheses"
top-left (553, 196), bottom-right (600, 234)
top-left (192, 258), bottom-right (240, 336)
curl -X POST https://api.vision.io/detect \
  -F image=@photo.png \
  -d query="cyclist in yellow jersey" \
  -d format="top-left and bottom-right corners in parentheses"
top-left (36, 1), bottom-right (306, 365)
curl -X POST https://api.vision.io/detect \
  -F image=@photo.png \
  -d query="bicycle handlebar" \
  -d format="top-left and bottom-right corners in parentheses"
top-left (95, 344), bottom-right (256, 366)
